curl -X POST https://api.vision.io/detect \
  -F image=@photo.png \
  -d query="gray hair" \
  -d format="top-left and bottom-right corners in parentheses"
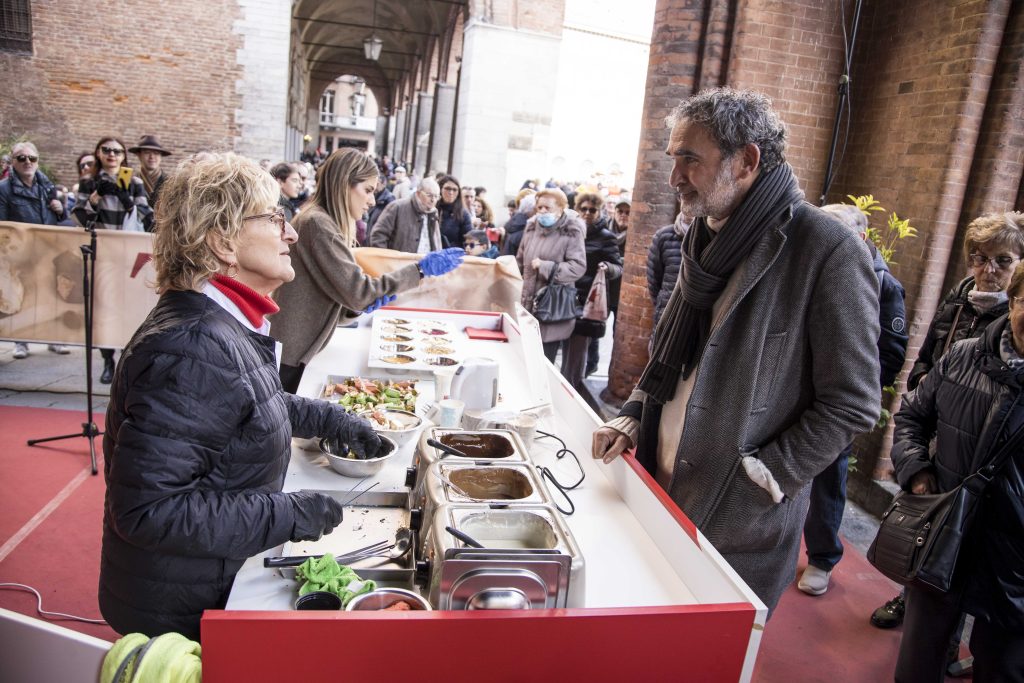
top-left (11, 141), bottom-right (38, 157)
top-left (821, 204), bottom-right (868, 232)
top-left (666, 87), bottom-right (787, 173)
top-left (419, 177), bottom-right (439, 194)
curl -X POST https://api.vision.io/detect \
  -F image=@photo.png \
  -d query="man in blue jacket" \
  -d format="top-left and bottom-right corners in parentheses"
top-left (0, 141), bottom-right (71, 358)
top-left (797, 203), bottom-right (909, 596)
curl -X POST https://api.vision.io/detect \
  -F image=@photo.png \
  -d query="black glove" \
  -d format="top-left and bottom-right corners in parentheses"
top-left (289, 490), bottom-right (344, 542)
top-left (327, 408), bottom-right (384, 460)
top-left (115, 189), bottom-right (134, 211)
top-left (95, 178), bottom-right (119, 196)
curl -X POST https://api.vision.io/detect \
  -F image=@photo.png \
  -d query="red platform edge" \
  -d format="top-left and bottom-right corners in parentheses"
top-left (202, 603), bottom-right (755, 682)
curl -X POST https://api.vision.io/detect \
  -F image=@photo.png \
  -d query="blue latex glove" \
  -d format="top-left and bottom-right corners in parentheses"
top-left (363, 294), bottom-right (396, 314)
top-left (419, 247), bottom-right (465, 277)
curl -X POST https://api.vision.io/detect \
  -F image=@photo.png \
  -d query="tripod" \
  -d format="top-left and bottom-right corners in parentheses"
top-left (27, 226), bottom-right (102, 475)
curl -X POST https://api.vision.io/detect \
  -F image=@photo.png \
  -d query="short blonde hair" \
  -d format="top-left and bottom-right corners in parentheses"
top-left (153, 152), bottom-right (278, 292)
top-left (536, 188), bottom-right (568, 210)
top-left (963, 212), bottom-right (1024, 263)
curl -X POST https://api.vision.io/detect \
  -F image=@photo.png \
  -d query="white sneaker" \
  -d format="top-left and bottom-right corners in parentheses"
top-left (13, 342), bottom-right (29, 359)
top-left (798, 565), bottom-right (831, 596)
top-left (48, 344), bottom-right (71, 355)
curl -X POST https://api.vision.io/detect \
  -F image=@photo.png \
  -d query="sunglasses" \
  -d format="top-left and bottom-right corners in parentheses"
top-left (14, 155), bottom-right (39, 163)
top-left (101, 146), bottom-right (125, 156)
top-left (243, 210), bottom-right (288, 236)
top-left (464, 242), bottom-right (481, 248)
top-left (578, 207), bottom-right (599, 214)
top-left (969, 253), bottom-right (1019, 270)
top-left (79, 161), bottom-right (95, 170)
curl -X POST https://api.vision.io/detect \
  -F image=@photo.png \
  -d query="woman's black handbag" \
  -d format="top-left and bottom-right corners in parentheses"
top-left (867, 424), bottom-right (1024, 593)
top-left (532, 283), bottom-right (579, 323)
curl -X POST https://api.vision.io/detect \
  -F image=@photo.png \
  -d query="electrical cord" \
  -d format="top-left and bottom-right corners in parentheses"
top-left (0, 582), bottom-right (108, 624)
top-left (534, 429), bottom-right (586, 516)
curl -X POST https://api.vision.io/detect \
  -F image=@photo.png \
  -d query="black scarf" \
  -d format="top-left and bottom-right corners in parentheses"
top-left (636, 163), bottom-right (804, 403)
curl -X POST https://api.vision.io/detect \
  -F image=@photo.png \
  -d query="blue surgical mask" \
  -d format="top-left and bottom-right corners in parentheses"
top-left (537, 213), bottom-right (557, 228)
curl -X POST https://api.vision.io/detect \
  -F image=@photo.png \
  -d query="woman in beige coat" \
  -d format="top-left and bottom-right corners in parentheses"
top-left (271, 148), bottom-right (463, 392)
top-left (516, 188), bottom-right (587, 361)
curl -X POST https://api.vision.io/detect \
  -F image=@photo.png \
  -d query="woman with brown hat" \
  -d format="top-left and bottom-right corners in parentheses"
top-left (128, 135), bottom-right (172, 209)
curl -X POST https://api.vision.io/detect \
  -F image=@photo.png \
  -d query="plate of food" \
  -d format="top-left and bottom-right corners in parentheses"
top-left (320, 376), bottom-right (418, 413)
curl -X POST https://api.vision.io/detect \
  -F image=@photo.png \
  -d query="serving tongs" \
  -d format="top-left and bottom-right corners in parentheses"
top-left (264, 538), bottom-right (391, 569)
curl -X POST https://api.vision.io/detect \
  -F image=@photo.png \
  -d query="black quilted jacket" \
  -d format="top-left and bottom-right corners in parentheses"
top-left (892, 316), bottom-right (1024, 628)
top-left (646, 222), bottom-right (684, 328)
top-left (100, 290), bottom-right (345, 639)
top-left (908, 276), bottom-right (1008, 390)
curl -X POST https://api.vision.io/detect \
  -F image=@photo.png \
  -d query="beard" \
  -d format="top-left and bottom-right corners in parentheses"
top-left (678, 160), bottom-right (742, 220)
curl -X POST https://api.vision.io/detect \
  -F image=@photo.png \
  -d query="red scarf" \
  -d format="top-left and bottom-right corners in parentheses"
top-left (210, 274), bottom-right (279, 328)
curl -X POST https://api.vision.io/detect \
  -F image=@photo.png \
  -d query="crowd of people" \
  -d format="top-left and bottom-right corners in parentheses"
top-left (2, 86), bottom-right (1022, 682)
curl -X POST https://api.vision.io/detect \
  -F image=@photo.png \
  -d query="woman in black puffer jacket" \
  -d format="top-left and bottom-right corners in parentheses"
top-left (908, 214), bottom-right (1024, 390)
top-left (891, 262), bottom-right (1024, 682)
top-left (100, 153), bottom-right (383, 641)
top-left (646, 212), bottom-right (690, 329)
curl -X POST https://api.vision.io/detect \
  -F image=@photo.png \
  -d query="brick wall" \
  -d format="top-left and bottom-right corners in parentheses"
top-left (609, 0), bottom-right (1022, 481)
top-left (0, 0), bottom-right (246, 184)
top-left (830, 0), bottom-right (1018, 476)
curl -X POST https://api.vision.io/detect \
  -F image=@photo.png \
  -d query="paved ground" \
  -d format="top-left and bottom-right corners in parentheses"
top-left (0, 328), bottom-right (882, 558)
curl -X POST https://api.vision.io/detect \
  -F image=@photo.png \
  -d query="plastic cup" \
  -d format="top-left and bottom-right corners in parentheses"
top-left (434, 367), bottom-right (457, 400)
top-left (438, 399), bottom-right (465, 429)
top-left (511, 412), bottom-right (538, 449)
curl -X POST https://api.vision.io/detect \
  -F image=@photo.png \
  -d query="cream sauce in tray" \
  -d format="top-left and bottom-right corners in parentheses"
top-left (367, 312), bottom-right (468, 373)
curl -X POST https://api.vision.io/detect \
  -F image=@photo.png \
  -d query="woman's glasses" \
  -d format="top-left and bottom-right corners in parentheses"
top-left (969, 253), bottom-right (1019, 270)
top-left (243, 210), bottom-right (288, 236)
top-left (79, 161), bottom-right (95, 170)
top-left (14, 155), bottom-right (38, 163)
top-left (100, 146), bottom-right (125, 156)
top-left (578, 206), bottom-right (598, 214)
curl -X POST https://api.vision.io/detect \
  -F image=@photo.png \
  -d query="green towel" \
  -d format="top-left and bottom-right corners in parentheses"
top-left (101, 633), bottom-right (148, 683)
top-left (101, 632), bottom-right (201, 683)
top-left (296, 553), bottom-right (376, 606)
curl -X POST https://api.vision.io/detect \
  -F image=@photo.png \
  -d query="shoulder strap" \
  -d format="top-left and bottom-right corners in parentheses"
top-left (941, 304), bottom-right (964, 357)
top-left (975, 399), bottom-right (1024, 479)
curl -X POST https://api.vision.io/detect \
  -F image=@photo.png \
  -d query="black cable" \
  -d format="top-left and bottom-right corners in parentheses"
top-left (535, 429), bottom-right (585, 489)
top-left (533, 429), bottom-right (585, 516)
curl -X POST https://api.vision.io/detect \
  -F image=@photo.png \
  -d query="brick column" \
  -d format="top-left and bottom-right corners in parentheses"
top-left (606, 0), bottom-right (734, 400)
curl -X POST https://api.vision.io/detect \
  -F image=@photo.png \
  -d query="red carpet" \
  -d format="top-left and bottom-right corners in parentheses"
top-left (0, 406), bottom-right (117, 642)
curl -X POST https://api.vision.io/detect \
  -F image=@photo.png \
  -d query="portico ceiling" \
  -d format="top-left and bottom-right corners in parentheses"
top-left (293, 0), bottom-right (467, 110)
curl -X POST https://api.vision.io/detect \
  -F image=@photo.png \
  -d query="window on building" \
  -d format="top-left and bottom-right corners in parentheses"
top-left (0, 0), bottom-right (33, 53)
top-left (320, 89), bottom-right (335, 125)
top-left (325, 137), bottom-right (334, 153)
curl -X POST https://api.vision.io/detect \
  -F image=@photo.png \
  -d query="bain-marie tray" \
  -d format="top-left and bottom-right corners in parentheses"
top-left (367, 313), bottom-right (468, 373)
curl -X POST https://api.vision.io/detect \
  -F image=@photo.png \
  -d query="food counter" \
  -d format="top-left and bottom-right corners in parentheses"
top-left (205, 307), bottom-right (767, 682)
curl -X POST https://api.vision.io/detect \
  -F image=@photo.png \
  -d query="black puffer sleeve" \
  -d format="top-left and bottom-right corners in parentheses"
top-left (105, 340), bottom-right (296, 560)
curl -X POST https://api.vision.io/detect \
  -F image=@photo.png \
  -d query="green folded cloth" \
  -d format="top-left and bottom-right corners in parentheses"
top-left (296, 553), bottom-right (377, 606)
top-left (101, 632), bottom-right (201, 683)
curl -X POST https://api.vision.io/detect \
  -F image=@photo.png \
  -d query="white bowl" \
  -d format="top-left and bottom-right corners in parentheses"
top-left (320, 434), bottom-right (398, 478)
top-left (358, 408), bottom-right (424, 448)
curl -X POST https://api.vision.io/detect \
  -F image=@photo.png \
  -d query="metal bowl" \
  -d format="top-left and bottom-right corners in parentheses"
top-left (345, 587), bottom-right (432, 611)
top-left (320, 434), bottom-right (398, 478)
top-left (357, 408), bottom-right (424, 448)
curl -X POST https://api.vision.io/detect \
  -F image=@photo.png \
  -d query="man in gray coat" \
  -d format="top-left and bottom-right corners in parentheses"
top-left (592, 88), bottom-right (881, 614)
top-left (368, 177), bottom-right (443, 253)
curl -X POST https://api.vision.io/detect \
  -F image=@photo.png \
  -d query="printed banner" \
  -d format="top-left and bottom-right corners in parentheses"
top-left (354, 247), bottom-right (524, 315)
top-left (0, 222), bottom-right (158, 348)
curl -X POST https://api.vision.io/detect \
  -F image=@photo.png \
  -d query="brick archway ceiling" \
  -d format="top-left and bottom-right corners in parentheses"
top-left (294, 0), bottom-right (466, 112)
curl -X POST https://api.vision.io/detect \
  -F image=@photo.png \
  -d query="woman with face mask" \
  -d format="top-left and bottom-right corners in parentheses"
top-left (516, 188), bottom-right (587, 361)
